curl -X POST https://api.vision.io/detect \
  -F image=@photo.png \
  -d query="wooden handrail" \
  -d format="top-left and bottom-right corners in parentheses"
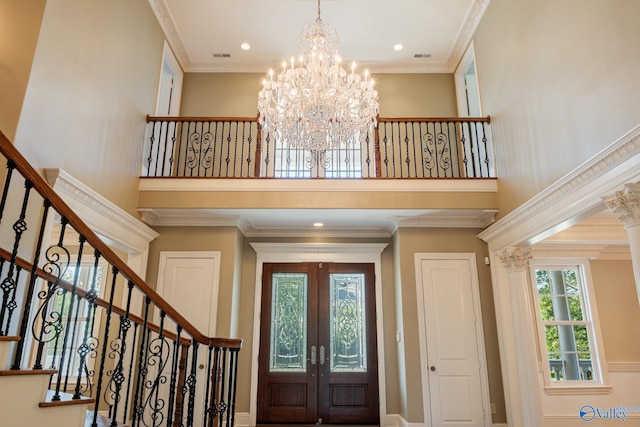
top-left (0, 131), bottom-right (241, 350)
top-left (377, 116), bottom-right (491, 123)
top-left (146, 114), bottom-right (259, 123)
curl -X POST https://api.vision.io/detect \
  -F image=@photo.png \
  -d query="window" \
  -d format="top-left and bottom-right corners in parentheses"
top-left (531, 260), bottom-right (607, 389)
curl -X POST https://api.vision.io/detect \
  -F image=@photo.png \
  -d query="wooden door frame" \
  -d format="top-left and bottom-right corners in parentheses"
top-left (249, 243), bottom-right (389, 427)
top-left (414, 253), bottom-right (492, 427)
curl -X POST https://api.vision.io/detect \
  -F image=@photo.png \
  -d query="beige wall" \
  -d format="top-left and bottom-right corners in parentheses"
top-left (591, 259), bottom-right (640, 362)
top-left (0, 0), bottom-right (46, 141)
top-left (394, 227), bottom-right (506, 424)
top-left (179, 72), bottom-right (458, 118)
top-left (13, 0), bottom-right (165, 216)
top-left (473, 0), bottom-right (640, 216)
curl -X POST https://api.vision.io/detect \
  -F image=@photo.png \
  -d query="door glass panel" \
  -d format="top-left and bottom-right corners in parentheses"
top-left (329, 273), bottom-right (367, 372)
top-left (269, 273), bottom-right (308, 372)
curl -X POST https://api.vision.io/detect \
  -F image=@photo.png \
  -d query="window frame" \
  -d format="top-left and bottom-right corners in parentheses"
top-left (529, 258), bottom-right (610, 393)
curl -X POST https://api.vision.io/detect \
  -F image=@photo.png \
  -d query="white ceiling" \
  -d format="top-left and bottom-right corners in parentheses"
top-left (149, 0), bottom-right (490, 73)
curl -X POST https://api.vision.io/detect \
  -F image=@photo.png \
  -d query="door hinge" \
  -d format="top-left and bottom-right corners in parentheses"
top-left (319, 262), bottom-right (323, 269)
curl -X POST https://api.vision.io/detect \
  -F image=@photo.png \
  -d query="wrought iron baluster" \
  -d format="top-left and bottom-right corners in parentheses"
top-left (143, 311), bottom-right (170, 427)
top-left (264, 132), bottom-right (272, 177)
top-left (123, 321), bottom-right (139, 425)
top-left (226, 349), bottom-right (240, 427)
top-left (471, 122), bottom-right (480, 177)
top-left (32, 218), bottom-right (71, 370)
top-left (364, 130), bottom-right (372, 178)
top-left (146, 122), bottom-right (157, 177)
top-left (233, 122), bottom-right (240, 177)
top-left (212, 121), bottom-right (220, 177)
top-left (481, 122), bottom-right (490, 177)
top-left (402, 121), bottom-right (410, 177)
top-left (187, 340), bottom-right (199, 427)
top-left (1, 179), bottom-right (33, 337)
top-left (174, 343), bottom-right (190, 427)
top-left (175, 121), bottom-right (185, 177)
top-left (452, 122), bottom-right (462, 177)
top-left (101, 278), bottom-right (133, 425)
top-left (132, 296), bottom-right (151, 427)
top-left (382, 124), bottom-right (389, 177)
top-left (0, 159), bottom-right (16, 224)
top-left (225, 122), bottom-right (232, 177)
top-left (203, 345), bottom-right (214, 427)
top-left (11, 199), bottom-right (50, 367)
top-left (90, 266), bottom-right (119, 427)
top-left (460, 121), bottom-right (470, 176)
top-left (240, 122), bottom-right (253, 176)
top-left (56, 236), bottom-right (87, 397)
top-left (166, 326), bottom-right (182, 427)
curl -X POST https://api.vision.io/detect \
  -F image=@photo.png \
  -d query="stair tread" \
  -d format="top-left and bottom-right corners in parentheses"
top-left (0, 368), bottom-right (57, 376)
top-left (39, 390), bottom-right (95, 407)
top-left (85, 410), bottom-right (128, 427)
top-left (0, 335), bottom-right (20, 342)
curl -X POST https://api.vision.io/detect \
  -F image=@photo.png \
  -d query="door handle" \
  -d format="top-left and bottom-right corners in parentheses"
top-left (310, 345), bottom-right (317, 365)
top-left (430, 366), bottom-right (436, 372)
top-left (319, 345), bottom-right (325, 365)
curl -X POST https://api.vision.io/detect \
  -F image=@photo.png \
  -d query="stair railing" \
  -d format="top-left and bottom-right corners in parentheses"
top-left (0, 131), bottom-right (242, 427)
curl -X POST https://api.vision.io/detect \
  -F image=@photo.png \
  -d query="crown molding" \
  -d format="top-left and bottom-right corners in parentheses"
top-left (148, 0), bottom-right (190, 70)
top-left (44, 169), bottom-right (159, 254)
top-left (447, 0), bottom-right (492, 72)
top-left (478, 123), bottom-right (640, 250)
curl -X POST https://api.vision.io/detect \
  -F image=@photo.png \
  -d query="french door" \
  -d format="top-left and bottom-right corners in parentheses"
top-left (257, 262), bottom-right (379, 424)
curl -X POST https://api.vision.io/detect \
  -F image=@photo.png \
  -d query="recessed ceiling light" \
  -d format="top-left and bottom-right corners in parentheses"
top-left (394, 44), bottom-right (404, 51)
top-left (241, 43), bottom-right (251, 50)
top-left (313, 222), bottom-right (324, 227)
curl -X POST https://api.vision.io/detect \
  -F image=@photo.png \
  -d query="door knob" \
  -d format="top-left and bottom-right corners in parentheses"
top-left (430, 366), bottom-right (436, 372)
top-left (199, 364), bottom-right (205, 370)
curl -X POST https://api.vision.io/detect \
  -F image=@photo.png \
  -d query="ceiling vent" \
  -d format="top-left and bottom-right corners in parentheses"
top-left (414, 53), bottom-right (432, 58)
top-left (212, 53), bottom-right (231, 58)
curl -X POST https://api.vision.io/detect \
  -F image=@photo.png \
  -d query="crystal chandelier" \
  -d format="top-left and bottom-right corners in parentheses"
top-left (257, 0), bottom-right (379, 151)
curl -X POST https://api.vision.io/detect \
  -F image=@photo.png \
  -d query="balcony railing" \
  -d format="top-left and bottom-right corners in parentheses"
top-left (144, 115), bottom-right (493, 179)
top-left (0, 131), bottom-right (242, 427)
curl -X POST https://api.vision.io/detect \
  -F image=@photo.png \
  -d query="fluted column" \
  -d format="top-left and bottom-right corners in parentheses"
top-left (603, 182), bottom-right (640, 304)
top-left (497, 247), bottom-right (542, 427)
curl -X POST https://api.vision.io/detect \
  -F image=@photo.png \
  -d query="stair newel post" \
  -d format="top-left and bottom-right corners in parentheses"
top-left (374, 116), bottom-right (381, 178)
top-left (56, 235), bottom-right (87, 396)
top-left (105, 279), bottom-right (134, 426)
top-left (131, 296), bottom-right (152, 427)
top-left (187, 339), bottom-right (199, 427)
top-left (91, 265), bottom-right (119, 427)
top-left (167, 325), bottom-right (182, 427)
top-left (73, 249), bottom-right (102, 399)
top-left (254, 114), bottom-right (263, 177)
top-left (10, 199), bottom-right (50, 368)
top-left (0, 179), bottom-right (33, 336)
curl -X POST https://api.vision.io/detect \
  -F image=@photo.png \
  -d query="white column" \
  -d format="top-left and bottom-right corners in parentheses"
top-left (496, 247), bottom-right (543, 427)
top-left (603, 182), bottom-right (640, 304)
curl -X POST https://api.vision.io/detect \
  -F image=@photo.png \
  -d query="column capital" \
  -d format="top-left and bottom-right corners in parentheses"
top-left (603, 182), bottom-right (640, 227)
top-left (498, 247), bottom-right (532, 271)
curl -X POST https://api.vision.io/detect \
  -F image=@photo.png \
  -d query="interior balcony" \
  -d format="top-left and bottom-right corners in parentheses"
top-left (138, 115), bottom-right (498, 236)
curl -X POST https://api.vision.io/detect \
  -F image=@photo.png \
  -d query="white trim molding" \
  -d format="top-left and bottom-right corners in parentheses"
top-left (45, 168), bottom-right (159, 254)
top-left (247, 243), bottom-right (388, 427)
top-left (478, 123), bottom-right (640, 249)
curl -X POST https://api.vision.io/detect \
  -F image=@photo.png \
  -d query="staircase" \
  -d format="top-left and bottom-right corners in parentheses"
top-left (0, 131), bottom-right (242, 427)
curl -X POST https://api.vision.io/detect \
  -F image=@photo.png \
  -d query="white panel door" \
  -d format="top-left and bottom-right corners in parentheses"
top-left (418, 257), bottom-right (487, 427)
top-left (156, 251), bottom-right (221, 427)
